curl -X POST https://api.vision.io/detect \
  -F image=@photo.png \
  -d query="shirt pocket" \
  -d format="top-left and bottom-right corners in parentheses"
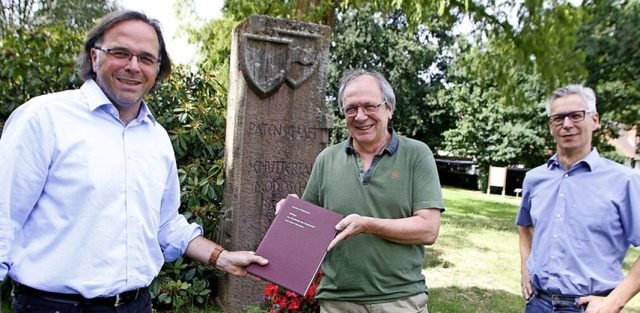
top-left (565, 200), bottom-right (609, 242)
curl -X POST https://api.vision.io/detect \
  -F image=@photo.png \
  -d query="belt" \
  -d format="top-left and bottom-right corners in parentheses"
top-left (535, 289), bottom-right (612, 308)
top-left (15, 283), bottom-right (147, 307)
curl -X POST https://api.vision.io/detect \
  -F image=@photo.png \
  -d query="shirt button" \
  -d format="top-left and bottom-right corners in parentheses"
top-left (553, 235), bottom-right (558, 239)
top-left (563, 173), bottom-right (569, 177)
top-left (560, 193), bottom-right (565, 197)
top-left (556, 214), bottom-right (561, 218)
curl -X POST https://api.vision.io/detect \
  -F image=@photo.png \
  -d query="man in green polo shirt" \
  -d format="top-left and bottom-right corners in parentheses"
top-left (295, 69), bottom-right (445, 312)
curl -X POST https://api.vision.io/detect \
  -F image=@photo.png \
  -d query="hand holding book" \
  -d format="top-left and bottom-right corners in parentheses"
top-left (247, 195), bottom-right (343, 296)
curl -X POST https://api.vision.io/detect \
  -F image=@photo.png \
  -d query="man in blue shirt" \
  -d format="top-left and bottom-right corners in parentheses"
top-left (516, 84), bottom-right (640, 313)
top-left (0, 10), bottom-right (267, 312)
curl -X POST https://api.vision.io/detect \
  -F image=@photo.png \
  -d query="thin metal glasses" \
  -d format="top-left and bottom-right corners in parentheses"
top-left (548, 110), bottom-right (594, 126)
top-left (94, 46), bottom-right (161, 67)
top-left (343, 100), bottom-right (386, 118)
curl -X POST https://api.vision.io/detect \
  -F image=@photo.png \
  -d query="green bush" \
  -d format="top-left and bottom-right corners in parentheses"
top-left (0, 24), bottom-right (84, 129)
top-left (147, 67), bottom-right (228, 311)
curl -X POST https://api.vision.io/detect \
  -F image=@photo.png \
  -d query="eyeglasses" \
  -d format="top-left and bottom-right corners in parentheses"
top-left (94, 46), bottom-right (161, 67)
top-left (548, 110), bottom-right (594, 126)
top-left (343, 100), bottom-right (386, 118)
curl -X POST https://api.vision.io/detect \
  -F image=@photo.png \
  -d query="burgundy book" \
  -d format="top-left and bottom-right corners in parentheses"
top-left (247, 196), bottom-right (343, 296)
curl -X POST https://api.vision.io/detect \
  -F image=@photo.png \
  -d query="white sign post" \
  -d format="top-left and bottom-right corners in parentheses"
top-left (487, 166), bottom-right (507, 196)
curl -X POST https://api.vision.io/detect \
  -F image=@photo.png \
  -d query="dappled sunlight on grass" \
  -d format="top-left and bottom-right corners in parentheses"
top-left (427, 226), bottom-right (520, 294)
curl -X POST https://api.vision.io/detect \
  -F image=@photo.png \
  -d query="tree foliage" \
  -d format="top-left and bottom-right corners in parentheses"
top-left (443, 0), bottom-right (640, 187)
top-left (459, 1), bottom-right (587, 104)
top-left (223, 0), bottom-right (335, 25)
top-left (578, 0), bottom-right (640, 155)
top-left (183, 0), bottom-right (631, 187)
top-left (182, 17), bottom-right (238, 84)
top-left (205, 0), bottom-right (586, 98)
top-left (0, 0), bottom-right (116, 124)
top-left (1, 0), bottom-right (116, 34)
top-left (442, 76), bottom-right (552, 189)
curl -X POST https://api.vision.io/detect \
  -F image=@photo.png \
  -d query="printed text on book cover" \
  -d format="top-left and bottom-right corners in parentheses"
top-left (247, 196), bottom-right (343, 296)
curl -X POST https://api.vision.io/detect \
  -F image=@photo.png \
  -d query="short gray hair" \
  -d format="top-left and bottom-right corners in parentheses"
top-left (337, 69), bottom-right (396, 113)
top-left (546, 84), bottom-right (597, 115)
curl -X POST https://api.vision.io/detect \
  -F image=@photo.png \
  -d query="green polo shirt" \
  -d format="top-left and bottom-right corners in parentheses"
top-left (303, 129), bottom-right (445, 303)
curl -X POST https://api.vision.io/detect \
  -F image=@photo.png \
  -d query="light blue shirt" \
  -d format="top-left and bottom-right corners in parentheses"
top-left (515, 149), bottom-right (640, 295)
top-left (0, 79), bottom-right (202, 297)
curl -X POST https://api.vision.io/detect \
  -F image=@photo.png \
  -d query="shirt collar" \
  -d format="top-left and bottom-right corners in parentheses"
top-left (80, 79), bottom-right (157, 125)
top-left (344, 128), bottom-right (399, 156)
top-left (546, 148), bottom-right (600, 171)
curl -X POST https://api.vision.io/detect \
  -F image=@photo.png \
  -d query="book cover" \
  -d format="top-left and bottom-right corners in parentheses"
top-left (247, 195), bottom-right (343, 296)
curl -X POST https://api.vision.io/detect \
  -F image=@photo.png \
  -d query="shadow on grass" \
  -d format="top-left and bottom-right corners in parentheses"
top-left (423, 247), bottom-right (453, 270)
top-left (428, 286), bottom-right (523, 313)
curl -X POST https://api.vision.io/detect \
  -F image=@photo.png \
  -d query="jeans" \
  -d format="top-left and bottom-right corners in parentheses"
top-left (525, 292), bottom-right (585, 313)
top-left (12, 291), bottom-right (152, 313)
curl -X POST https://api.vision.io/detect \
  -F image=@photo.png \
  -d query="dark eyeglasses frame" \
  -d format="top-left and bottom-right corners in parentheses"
top-left (548, 110), bottom-right (595, 126)
top-left (343, 100), bottom-right (387, 118)
top-left (94, 46), bottom-right (161, 66)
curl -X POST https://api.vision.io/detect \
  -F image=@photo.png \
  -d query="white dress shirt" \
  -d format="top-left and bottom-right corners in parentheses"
top-left (0, 79), bottom-right (202, 297)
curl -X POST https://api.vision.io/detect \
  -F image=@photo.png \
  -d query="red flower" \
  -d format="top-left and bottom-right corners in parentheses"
top-left (264, 284), bottom-right (280, 297)
top-left (263, 271), bottom-right (322, 313)
top-left (287, 297), bottom-right (302, 310)
top-left (276, 296), bottom-right (288, 308)
top-left (285, 290), bottom-right (297, 298)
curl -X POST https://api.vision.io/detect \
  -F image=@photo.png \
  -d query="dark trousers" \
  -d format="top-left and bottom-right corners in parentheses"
top-left (524, 288), bottom-right (610, 313)
top-left (525, 294), bottom-right (585, 313)
top-left (12, 290), bottom-right (152, 313)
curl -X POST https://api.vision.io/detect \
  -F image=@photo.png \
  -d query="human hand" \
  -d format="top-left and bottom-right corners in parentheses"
top-left (520, 273), bottom-right (533, 300)
top-left (578, 296), bottom-right (624, 313)
top-left (215, 250), bottom-right (268, 279)
top-left (327, 214), bottom-right (368, 250)
top-left (275, 194), bottom-right (298, 215)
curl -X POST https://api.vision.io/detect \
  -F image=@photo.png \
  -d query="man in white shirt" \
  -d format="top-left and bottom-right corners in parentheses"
top-left (0, 10), bottom-right (267, 312)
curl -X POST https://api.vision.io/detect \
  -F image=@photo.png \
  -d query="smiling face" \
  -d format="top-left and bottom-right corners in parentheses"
top-left (91, 20), bottom-right (160, 112)
top-left (341, 74), bottom-right (393, 152)
top-left (549, 93), bottom-right (600, 160)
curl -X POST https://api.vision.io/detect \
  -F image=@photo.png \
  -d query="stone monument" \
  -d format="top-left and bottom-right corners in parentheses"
top-left (217, 15), bottom-right (332, 312)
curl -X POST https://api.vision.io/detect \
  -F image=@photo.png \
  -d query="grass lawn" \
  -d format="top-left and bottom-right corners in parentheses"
top-left (425, 186), bottom-right (640, 313)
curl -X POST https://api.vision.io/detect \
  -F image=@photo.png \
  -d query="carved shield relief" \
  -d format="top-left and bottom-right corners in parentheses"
top-left (275, 29), bottom-right (321, 89)
top-left (241, 34), bottom-right (292, 98)
top-left (240, 28), bottom-right (323, 98)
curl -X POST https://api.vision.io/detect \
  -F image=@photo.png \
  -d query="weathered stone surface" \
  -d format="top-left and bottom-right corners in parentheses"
top-left (217, 15), bottom-right (332, 313)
